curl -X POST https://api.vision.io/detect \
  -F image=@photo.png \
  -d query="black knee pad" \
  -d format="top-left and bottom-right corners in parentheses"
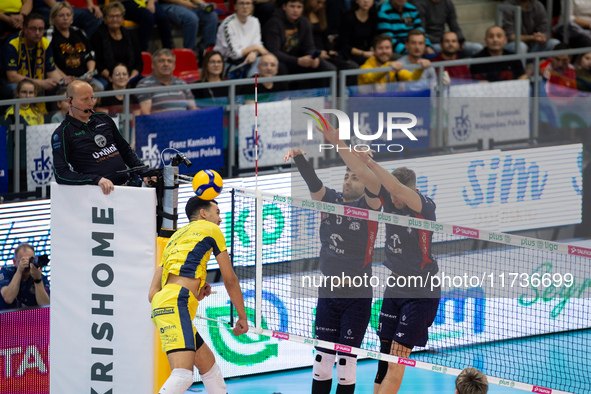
top-left (380, 338), bottom-right (392, 354)
top-left (375, 338), bottom-right (392, 384)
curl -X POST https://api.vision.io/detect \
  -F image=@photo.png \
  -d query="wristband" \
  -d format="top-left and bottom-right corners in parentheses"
top-left (33, 278), bottom-right (42, 284)
top-left (293, 154), bottom-right (323, 193)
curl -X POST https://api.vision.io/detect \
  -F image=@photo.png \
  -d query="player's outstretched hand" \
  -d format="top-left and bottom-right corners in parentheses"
top-left (233, 317), bottom-right (249, 336)
top-left (353, 149), bottom-right (375, 165)
top-left (315, 119), bottom-right (339, 144)
top-left (197, 282), bottom-right (212, 301)
top-left (283, 148), bottom-right (305, 162)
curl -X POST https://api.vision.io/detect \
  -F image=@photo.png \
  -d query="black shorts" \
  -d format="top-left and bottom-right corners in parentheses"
top-left (315, 297), bottom-right (372, 355)
top-left (377, 297), bottom-right (440, 348)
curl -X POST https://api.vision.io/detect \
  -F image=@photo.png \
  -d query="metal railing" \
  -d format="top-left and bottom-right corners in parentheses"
top-left (3, 46), bottom-right (590, 193)
top-left (0, 71), bottom-right (337, 191)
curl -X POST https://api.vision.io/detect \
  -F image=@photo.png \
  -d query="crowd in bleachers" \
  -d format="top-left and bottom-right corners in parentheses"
top-left (2, 0), bottom-right (591, 190)
top-left (3, 0), bottom-right (591, 117)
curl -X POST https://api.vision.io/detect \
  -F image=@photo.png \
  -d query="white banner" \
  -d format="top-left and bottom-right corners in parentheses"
top-left (50, 183), bottom-right (156, 394)
top-left (26, 123), bottom-right (59, 191)
top-left (238, 98), bottom-right (325, 169)
top-left (448, 80), bottom-right (530, 146)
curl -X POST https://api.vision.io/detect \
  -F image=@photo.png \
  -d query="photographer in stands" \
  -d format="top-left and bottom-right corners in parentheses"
top-left (0, 243), bottom-right (50, 310)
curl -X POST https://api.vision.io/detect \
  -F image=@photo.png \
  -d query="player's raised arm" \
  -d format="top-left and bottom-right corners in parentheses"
top-left (216, 250), bottom-right (248, 336)
top-left (356, 151), bottom-right (423, 214)
top-left (316, 121), bottom-right (381, 210)
top-left (284, 148), bottom-right (326, 201)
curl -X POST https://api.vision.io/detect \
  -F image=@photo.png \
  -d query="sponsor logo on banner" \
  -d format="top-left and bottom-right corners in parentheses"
top-left (30, 145), bottom-right (53, 185)
top-left (334, 344), bottom-right (352, 353)
top-left (272, 332), bottom-right (289, 340)
top-left (141, 133), bottom-right (161, 167)
top-left (453, 226), bottom-right (479, 238)
top-left (568, 245), bottom-right (591, 258)
top-left (344, 206), bottom-right (369, 219)
top-left (302, 107), bottom-right (417, 153)
top-left (242, 125), bottom-right (264, 163)
top-left (398, 358), bottom-right (416, 367)
top-left (532, 386), bottom-right (552, 393)
top-left (451, 105), bottom-right (471, 141)
top-left (499, 379), bottom-right (516, 388)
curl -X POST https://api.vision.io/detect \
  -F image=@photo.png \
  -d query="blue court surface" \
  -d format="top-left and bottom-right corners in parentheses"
top-left (187, 328), bottom-right (591, 394)
top-left (187, 359), bottom-right (523, 393)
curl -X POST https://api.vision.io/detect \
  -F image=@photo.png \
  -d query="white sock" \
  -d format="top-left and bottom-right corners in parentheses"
top-left (200, 362), bottom-right (226, 394)
top-left (159, 368), bottom-right (193, 394)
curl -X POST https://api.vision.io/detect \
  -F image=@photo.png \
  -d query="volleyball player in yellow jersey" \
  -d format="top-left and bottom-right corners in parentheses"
top-left (149, 196), bottom-right (248, 394)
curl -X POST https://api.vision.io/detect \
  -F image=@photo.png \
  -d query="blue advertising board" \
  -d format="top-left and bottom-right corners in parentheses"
top-left (135, 107), bottom-right (224, 174)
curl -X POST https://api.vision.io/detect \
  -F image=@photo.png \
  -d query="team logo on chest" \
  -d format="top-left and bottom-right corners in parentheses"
top-left (94, 134), bottom-right (107, 148)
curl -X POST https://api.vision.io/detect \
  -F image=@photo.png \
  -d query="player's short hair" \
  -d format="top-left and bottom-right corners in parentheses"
top-left (185, 197), bottom-right (218, 221)
top-left (14, 243), bottom-right (35, 261)
top-left (372, 34), bottom-right (393, 49)
top-left (456, 367), bottom-right (489, 394)
top-left (391, 167), bottom-right (416, 188)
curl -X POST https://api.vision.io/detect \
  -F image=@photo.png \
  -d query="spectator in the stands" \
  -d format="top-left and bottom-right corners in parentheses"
top-left (50, 2), bottom-right (103, 91)
top-left (553, 0), bottom-right (591, 48)
top-left (575, 51), bottom-right (591, 92)
top-left (501, 0), bottom-right (559, 54)
top-left (96, 63), bottom-right (138, 115)
top-left (377, 0), bottom-right (433, 55)
top-left (31, 0), bottom-right (102, 38)
top-left (51, 88), bottom-right (68, 123)
top-left (3, 79), bottom-right (44, 192)
top-left (91, 1), bottom-right (143, 87)
top-left (238, 52), bottom-right (288, 96)
top-left (136, 49), bottom-right (197, 114)
top-left (470, 26), bottom-right (528, 82)
top-left (214, 0), bottom-right (268, 78)
top-left (411, 0), bottom-right (482, 57)
top-left (540, 43), bottom-right (577, 97)
top-left (159, 0), bottom-right (217, 55)
top-left (3, 79), bottom-right (44, 127)
top-left (397, 29), bottom-right (435, 90)
top-left (0, 0), bottom-right (32, 37)
top-left (4, 13), bottom-right (61, 113)
top-left (358, 34), bottom-right (425, 87)
top-left (338, 0), bottom-right (378, 67)
top-left (118, 0), bottom-right (172, 52)
top-left (431, 31), bottom-right (471, 82)
top-left (304, 0), bottom-right (357, 70)
top-left (193, 50), bottom-right (229, 99)
top-left (262, 0), bottom-right (337, 75)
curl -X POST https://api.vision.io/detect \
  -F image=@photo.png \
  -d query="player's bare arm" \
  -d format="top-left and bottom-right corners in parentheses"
top-left (216, 250), bottom-right (248, 335)
top-left (357, 151), bottom-right (423, 213)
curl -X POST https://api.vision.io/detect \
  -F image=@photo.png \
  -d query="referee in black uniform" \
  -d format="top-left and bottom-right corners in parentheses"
top-left (51, 80), bottom-right (151, 195)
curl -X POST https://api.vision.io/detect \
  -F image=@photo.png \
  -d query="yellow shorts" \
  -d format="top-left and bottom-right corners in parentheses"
top-left (151, 283), bottom-right (200, 353)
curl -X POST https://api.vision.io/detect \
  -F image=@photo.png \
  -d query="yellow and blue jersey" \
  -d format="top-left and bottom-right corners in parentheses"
top-left (160, 220), bottom-right (227, 290)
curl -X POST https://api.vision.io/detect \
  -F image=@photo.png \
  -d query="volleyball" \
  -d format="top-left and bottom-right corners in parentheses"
top-left (192, 169), bottom-right (223, 200)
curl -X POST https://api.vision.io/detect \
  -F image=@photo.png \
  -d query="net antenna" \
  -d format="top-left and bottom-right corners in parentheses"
top-left (254, 73), bottom-right (263, 329)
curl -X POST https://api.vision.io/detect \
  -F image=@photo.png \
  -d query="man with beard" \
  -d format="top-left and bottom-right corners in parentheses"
top-left (431, 31), bottom-right (471, 82)
top-left (284, 147), bottom-right (380, 394)
top-left (358, 34), bottom-right (426, 87)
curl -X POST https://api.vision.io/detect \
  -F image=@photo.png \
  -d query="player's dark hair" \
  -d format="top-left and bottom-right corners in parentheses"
top-left (456, 367), bottom-right (489, 394)
top-left (391, 167), bottom-right (416, 188)
top-left (185, 196), bottom-right (218, 221)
